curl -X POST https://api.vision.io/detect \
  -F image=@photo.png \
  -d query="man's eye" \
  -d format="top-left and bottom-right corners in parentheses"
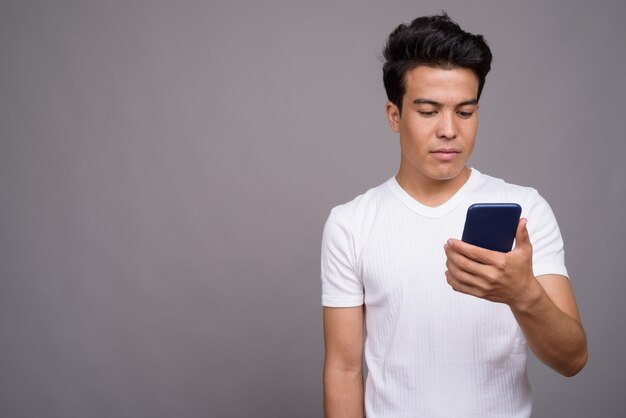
top-left (418, 111), bottom-right (436, 117)
top-left (457, 111), bottom-right (473, 119)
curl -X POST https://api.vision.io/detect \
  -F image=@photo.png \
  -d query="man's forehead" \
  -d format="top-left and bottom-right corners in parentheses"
top-left (403, 66), bottom-right (479, 103)
top-left (404, 64), bottom-right (479, 83)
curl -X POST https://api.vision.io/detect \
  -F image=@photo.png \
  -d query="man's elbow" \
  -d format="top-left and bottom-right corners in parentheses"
top-left (559, 346), bottom-right (588, 377)
top-left (323, 357), bottom-right (363, 378)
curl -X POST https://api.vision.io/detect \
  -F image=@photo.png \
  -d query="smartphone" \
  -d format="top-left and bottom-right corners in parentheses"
top-left (461, 203), bottom-right (522, 252)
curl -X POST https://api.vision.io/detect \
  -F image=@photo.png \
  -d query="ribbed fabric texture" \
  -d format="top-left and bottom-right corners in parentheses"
top-left (321, 169), bottom-right (568, 418)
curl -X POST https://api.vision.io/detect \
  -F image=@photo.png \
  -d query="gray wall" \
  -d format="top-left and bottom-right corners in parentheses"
top-left (1, 0), bottom-right (624, 417)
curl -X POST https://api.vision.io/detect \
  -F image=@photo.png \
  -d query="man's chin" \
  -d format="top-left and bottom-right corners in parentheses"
top-left (431, 166), bottom-right (470, 182)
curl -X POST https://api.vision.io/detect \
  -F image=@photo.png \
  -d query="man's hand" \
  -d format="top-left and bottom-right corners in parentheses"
top-left (444, 217), bottom-right (588, 376)
top-left (444, 218), bottom-right (542, 309)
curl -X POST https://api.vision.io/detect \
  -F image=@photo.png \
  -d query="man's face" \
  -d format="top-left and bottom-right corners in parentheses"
top-left (386, 65), bottom-right (480, 188)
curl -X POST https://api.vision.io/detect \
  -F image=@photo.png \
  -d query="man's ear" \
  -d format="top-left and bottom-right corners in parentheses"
top-left (385, 101), bottom-right (400, 133)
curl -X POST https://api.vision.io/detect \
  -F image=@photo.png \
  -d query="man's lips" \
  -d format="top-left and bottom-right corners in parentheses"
top-left (430, 149), bottom-right (461, 161)
top-left (431, 148), bottom-right (460, 153)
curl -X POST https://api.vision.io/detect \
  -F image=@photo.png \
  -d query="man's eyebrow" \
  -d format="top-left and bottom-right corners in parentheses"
top-left (412, 99), bottom-right (439, 105)
top-left (457, 99), bottom-right (479, 106)
top-left (411, 98), bottom-right (479, 106)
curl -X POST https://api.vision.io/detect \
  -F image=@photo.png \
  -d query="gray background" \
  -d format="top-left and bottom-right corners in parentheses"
top-left (1, 0), bottom-right (624, 417)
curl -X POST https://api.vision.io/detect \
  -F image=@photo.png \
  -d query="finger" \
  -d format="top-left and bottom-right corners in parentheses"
top-left (445, 270), bottom-right (486, 298)
top-left (446, 238), bottom-right (496, 265)
top-left (516, 218), bottom-right (530, 245)
top-left (446, 246), bottom-right (488, 278)
top-left (445, 260), bottom-right (483, 287)
top-left (514, 218), bottom-right (533, 253)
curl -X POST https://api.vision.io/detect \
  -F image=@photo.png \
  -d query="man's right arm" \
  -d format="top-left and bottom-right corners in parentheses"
top-left (323, 306), bottom-right (365, 418)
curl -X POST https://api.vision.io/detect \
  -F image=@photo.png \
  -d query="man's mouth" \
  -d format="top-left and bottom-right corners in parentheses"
top-left (430, 149), bottom-right (461, 161)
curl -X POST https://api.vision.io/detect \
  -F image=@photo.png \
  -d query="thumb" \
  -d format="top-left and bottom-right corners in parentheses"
top-left (515, 218), bottom-right (531, 249)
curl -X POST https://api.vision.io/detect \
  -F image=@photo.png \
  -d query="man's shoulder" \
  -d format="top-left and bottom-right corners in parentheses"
top-left (324, 178), bottom-right (395, 246)
top-left (473, 170), bottom-right (542, 202)
top-left (329, 178), bottom-right (393, 220)
top-left (472, 170), bottom-right (556, 223)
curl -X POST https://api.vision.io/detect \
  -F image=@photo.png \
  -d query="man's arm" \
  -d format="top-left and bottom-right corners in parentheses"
top-left (512, 273), bottom-right (587, 376)
top-left (444, 218), bottom-right (588, 376)
top-left (323, 306), bottom-right (365, 418)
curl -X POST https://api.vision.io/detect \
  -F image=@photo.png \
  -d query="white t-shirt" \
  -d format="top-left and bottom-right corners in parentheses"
top-left (321, 168), bottom-right (568, 418)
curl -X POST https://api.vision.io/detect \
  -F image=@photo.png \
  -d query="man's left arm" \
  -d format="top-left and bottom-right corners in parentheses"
top-left (444, 218), bottom-right (588, 377)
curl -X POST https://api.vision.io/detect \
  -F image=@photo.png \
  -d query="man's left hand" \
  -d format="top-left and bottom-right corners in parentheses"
top-left (444, 218), bottom-right (541, 309)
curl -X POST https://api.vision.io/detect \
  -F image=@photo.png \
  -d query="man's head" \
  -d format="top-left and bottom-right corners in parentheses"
top-left (382, 13), bottom-right (492, 114)
top-left (383, 14), bottom-right (493, 196)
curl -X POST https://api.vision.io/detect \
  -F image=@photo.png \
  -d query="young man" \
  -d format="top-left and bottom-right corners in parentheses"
top-left (321, 13), bottom-right (587, 418)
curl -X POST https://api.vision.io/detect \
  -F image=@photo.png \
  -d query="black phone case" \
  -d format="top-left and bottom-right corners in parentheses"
top-left (461, 203), bottom-right (522, 252)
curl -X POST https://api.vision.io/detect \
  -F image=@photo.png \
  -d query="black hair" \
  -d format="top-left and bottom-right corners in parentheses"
top-left (382, 12), bottom-right (492, 112)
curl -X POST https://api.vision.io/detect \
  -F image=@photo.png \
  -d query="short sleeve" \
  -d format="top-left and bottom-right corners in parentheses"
top-left (320, 209), bottom-right (365, 307)
top-left (524, 191), bottom-right (569, 279)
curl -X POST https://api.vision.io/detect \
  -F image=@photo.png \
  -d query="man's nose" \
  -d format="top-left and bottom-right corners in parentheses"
top-left (436, 112), bottom-right (457, 139)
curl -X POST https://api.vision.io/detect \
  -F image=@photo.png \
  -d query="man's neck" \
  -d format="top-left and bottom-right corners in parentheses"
top-left (395, 166), bottom-right (471, 207)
